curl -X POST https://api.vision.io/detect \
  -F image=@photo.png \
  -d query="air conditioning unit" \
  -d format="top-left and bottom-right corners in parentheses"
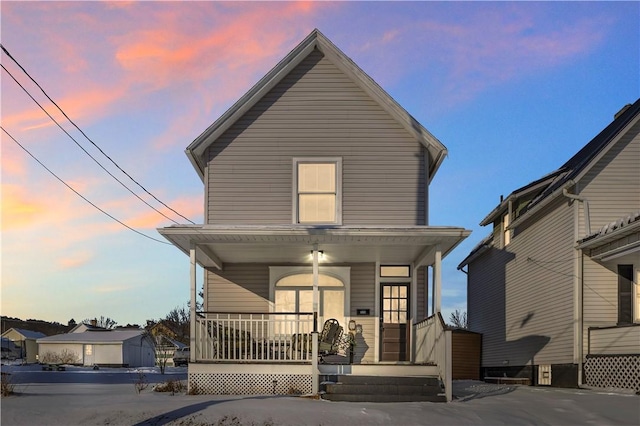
top-left (538, 365), bottom-right (551, 385)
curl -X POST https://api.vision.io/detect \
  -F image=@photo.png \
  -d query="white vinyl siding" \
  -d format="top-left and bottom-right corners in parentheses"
top-left (578, 120), bottom-right (640, 236)
top-left (588, 325), bottom-right (640, 355)
top-left (205, 50), bottom-right (426, 226)
top-left (469, 198), bottom-right (575, 367)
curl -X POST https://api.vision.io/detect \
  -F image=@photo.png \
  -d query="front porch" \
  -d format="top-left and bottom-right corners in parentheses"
top-left (158, 225), bottom-right (469, 402)
top-left (188, 311), bottom-right (451, 400)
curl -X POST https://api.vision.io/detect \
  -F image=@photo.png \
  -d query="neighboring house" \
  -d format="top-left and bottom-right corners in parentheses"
top-left (37, 330), bottom-right (155, 367)
top-left (69, 322), bottom-right (107, 333)
top-left (1, 328), bottom-right (46, 363)
top-left (458, 99), bottom-right (640, 391)
top-left (158, 29), bottom-right (470, 399)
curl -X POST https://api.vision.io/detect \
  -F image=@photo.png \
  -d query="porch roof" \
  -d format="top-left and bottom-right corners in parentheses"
top-left (158, 225), bottom-right (471, 269)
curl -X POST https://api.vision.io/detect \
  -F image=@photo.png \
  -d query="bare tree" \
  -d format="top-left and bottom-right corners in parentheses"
top-left (449, 309), bottom-right (468, 329)
top-left (82, 316), bottom-right (117, 329)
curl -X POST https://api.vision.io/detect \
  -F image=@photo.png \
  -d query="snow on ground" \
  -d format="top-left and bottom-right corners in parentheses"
top-left (1, 367), bottom-right (639, 426)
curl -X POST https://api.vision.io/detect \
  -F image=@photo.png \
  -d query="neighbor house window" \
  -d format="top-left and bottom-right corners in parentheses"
top-left (293, 158), bottom-right (342, 224)
top-left (503, 214), bottom-right (511, 246)
top-left (618, 265), bottom-right (634, 324)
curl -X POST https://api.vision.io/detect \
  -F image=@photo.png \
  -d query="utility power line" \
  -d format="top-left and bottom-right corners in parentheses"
top-left (1, 126), bottom-right (172, 246)
top-left (1, 63), bottom-right (183, 225)
top-left (1, 43), bottom-right (195, 225)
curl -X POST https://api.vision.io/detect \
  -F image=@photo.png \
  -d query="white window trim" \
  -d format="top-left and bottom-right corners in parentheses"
top-left (292, 157), bottom-right (342, 225)
top-left (269, 266), bottom-right (350, 321)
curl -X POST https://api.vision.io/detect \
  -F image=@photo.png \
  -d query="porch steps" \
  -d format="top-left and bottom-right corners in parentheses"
top-left (320, 375), bottom-right (445, 403)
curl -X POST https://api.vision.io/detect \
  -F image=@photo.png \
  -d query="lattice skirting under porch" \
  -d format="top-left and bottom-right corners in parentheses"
top-left (188, 372), bottom-right (313, 395)
top-left (584, 355), bottom-right (640, 392)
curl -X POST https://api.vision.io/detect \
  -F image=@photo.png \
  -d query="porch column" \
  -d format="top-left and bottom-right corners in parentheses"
top-left (189, 243), bottom-right (197, 363)
top-left (433, 245), bottom-right (442, 313)
top-left (312, 244), bottom-right (319, 331)
top-left (312, 244), bottom-right (320, 395)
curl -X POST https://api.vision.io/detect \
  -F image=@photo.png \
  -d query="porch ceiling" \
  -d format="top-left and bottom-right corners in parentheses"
top-left (158, 225), bottom-right (471, 269)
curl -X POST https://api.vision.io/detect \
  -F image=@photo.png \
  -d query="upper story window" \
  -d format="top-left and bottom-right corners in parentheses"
top-left (503, 214), bottom-right (511, 246)
top-left (293, 158), bottom-right (342, 224)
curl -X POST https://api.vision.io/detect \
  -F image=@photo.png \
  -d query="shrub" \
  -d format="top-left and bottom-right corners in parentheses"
top-left (40, 349), bottom-right (80, 364)
top-left (1, 373), bottom-right (15, 397)
top-left (154, 379), bottom-right (186, 395)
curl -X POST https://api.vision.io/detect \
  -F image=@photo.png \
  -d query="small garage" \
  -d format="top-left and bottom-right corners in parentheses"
top-left (37, 329), bottom-right (155, 367)
top-left (1, 328), bottom-right (46, 363)
top-left (452, 329), bottom-right (482, 380)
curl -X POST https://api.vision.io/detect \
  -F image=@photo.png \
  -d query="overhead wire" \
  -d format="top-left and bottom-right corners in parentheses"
top-left (1, 62), bottom-right (185, 226)
top-left (0, 43), bottom-right (195, 225)
top-left (1, 126), bottom-right (172, 245)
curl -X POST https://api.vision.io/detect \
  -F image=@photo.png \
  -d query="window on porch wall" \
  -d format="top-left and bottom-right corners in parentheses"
top-left (275, 273), bottom-right (345, 334)
top-left (618, 265), bottom-right (640, 324)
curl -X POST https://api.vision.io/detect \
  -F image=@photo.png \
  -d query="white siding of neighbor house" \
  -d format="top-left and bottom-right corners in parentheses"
top-left (94, 344), bottom-right (122, 365)
top-left (467, 247), bottom-right (510, 367)
top-left (588, 326), bottom-right (640, 355)
top-left (577, 120), bottom-right (640, 237)
top-left (469, 197), bottom-right (576, 367)
top-left (204, 49), bottom-right (427, 226)
top-left (578, 120), bottom-right (640, 356)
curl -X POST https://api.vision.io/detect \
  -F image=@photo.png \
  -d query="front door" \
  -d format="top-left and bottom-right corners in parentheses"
top-left (380, 283), bottom-right (409, 361)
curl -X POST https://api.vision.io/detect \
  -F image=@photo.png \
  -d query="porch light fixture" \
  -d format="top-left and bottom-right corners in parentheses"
top-left (310, 250), bottom-right (324, 259)
top-left (348, 320), bottom-right (356, 331)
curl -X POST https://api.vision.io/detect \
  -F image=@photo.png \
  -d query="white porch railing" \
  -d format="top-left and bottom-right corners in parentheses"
top-left (414, 313), bottom-right (452, 402)
top-left (195, 312), bottom-right (316, 363)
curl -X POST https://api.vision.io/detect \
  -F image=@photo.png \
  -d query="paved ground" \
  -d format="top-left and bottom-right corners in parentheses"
top-left (2, 366), bottom-right (639, 425)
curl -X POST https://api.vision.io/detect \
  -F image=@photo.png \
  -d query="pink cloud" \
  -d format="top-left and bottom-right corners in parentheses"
top-left (58, 250), bottom-right (94, 270)
top-left (354, 7), bottom-right (607, 106)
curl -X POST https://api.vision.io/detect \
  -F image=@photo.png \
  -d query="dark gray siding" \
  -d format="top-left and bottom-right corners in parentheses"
top-left (205, 50), bottom-right (426, 226)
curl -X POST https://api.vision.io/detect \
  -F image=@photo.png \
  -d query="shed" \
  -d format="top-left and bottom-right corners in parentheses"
top-left (1, 328), bottom-right (46, 363)
top-left (37, 330), bottom-right (155, 367)
top-left (451, 329), bottom-right (482, 380)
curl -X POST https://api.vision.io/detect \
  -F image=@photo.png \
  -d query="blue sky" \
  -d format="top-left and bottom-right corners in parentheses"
top-left (1, 1), bottom-right (638, 326)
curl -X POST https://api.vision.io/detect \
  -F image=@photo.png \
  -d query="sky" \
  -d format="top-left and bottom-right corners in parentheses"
top-left (1, 1), bottom-right (638, 327)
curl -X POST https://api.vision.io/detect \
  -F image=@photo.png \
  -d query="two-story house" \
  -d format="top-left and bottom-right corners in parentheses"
top-left (159, 29), bottom-right (470, 400)
top-left (458, 99), bottom-right (640, 391)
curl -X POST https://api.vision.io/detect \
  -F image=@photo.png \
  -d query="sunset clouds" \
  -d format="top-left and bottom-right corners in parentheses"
top-left (1, 1), bottom-right (636, 324)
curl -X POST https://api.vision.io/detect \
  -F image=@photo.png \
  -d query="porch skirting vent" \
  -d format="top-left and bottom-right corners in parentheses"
top-left (188, 372), bottom-right (313, 395)
top-left (584, 355), bottom-right (640, 392)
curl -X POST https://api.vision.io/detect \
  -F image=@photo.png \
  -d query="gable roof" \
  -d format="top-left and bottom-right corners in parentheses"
top-left (37, 330), bottom-right (146, 344)
top-left (186, 28), bottom-right (447, 183)
top-left (1, 328), bottom-right (47, 340)
top-left (480, 98), bottom-right (640, 227)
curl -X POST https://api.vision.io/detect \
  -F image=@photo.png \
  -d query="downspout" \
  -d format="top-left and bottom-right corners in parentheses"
top-left (563, 187), bottom-right (587, 387)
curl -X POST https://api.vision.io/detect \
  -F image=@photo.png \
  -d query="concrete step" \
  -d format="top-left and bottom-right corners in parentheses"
top-left (325, 383), bottom-right (442, 395)
top-left (322, 393), bottom-right (447, 403)
top-left (333, 375), bottom-right (440, 386)
top-left (321, 375), bottom-right (445, 403)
